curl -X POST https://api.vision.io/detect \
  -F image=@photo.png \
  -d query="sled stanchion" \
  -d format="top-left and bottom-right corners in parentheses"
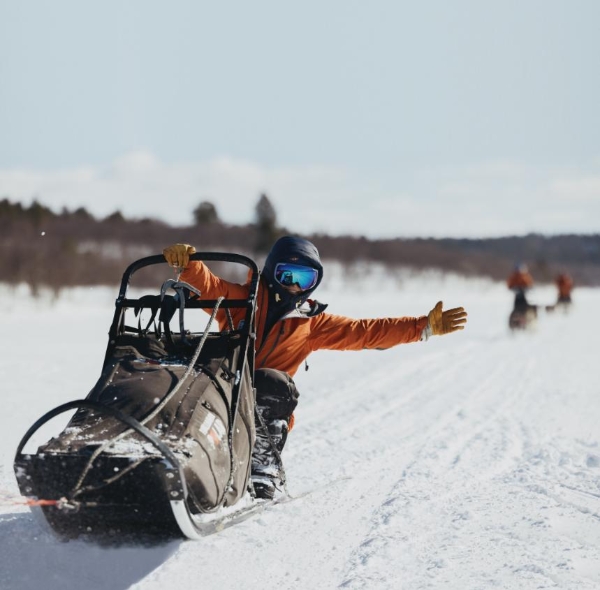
top-left (116, 252), bottom-right (259, 301)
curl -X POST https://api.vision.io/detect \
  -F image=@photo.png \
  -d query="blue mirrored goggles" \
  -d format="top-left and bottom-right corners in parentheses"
top-left (274, 263), bottom-right (319, 291)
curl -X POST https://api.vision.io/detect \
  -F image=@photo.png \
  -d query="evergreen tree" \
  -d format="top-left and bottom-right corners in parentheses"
top-left (103, 210), bottom-right (125, 223)
top-left (193, 201), bottom-right (220, 225)
top-left (27, 199), bottom-right (54, 227)
top-left (254, 193), bottom-right (279, 253)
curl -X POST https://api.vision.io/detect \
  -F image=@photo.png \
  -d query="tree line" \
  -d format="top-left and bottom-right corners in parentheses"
top-left (1, 196), bottom-right (599, 295)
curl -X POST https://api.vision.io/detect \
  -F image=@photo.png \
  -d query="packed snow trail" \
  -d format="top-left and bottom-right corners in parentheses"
top-left (0, 271), bottom-right (599, 590)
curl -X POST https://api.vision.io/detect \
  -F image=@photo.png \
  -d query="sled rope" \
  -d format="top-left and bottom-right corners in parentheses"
top-left (70, 296), bottom-right (225, 499)
top-left (18, 498), bottom-right (60, 507)
top-left (0, 488), bottom-right (62, 508)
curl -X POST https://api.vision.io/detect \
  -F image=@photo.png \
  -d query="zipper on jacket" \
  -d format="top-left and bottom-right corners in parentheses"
top-left (258, 321), bottom-right (286, 366)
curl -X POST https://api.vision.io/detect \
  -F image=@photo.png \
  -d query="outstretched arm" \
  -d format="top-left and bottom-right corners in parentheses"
top-left (308, 301), bottom-right (467, 351)
top-left (308, 313), bottom-right (429, 351)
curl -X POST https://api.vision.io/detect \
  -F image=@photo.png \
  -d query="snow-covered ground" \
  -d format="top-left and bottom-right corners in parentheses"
top-left (1, 265), bottom-right (599, 590)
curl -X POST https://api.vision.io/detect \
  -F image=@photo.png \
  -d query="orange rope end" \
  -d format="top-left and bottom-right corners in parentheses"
top-left (23, 498), bottom-right (59, 507)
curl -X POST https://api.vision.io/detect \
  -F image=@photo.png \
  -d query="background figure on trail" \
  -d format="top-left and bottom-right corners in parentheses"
top-left (507, 263), bottom-right (534, 312)
top-left (555, 272), bottom-right (574, 305)
top-left (163, 237), bottom-right (468, 500)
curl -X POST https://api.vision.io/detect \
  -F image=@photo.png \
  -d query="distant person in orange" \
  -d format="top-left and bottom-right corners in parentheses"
top-left (555, 272), bottom-right (574, 304)
top-left (507, 263), bottom-right (534, 311)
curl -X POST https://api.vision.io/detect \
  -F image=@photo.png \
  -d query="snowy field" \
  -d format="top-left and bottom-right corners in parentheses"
top-left (1, 264), bottom-right (599, 590)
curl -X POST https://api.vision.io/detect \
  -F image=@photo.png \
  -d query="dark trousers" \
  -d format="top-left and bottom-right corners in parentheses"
top-left (513, 289), bottom-right (530, 311)
top-left (251, 368), bottom-right (300, 475)
top-left (254, 368), bottom-right (300, 423)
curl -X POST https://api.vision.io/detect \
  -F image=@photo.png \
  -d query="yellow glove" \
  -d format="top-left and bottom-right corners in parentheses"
top-left (163, 243), bottom-right (196, 269)
top-left (427, 301), bottom-right (468, 336)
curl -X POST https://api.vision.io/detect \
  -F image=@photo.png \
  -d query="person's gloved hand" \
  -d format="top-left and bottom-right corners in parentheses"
top-left (427, 301), bottom-right (467, 336)
top-left (163, 243), bottom-right (196, 268)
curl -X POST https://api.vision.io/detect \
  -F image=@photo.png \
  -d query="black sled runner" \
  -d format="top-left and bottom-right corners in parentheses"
top-left (14, 252), bottom-right (262, 540)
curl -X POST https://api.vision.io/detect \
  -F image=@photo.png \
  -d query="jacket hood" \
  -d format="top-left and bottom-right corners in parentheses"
top-left (258, 236), bottom-right (327, 344)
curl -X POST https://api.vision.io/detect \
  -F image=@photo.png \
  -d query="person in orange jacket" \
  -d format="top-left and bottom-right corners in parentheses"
top-left (164, 236), bottom-right (467, 499)
top-left (555, 272), bottom-right (574, 304)
top-left (507, 263), bottom-right (534, 311)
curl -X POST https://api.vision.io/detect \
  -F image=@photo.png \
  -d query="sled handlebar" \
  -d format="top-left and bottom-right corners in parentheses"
top-left (117, 252), bottom-right (260, 301)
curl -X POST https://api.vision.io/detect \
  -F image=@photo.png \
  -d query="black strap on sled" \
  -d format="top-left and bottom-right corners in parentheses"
top-left (132, 294), bottom-right (178, 337)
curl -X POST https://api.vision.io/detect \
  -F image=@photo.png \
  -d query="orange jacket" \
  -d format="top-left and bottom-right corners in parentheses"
top-left (507, 270), bottom-right (534, 291)
top-left (556, 274), bottom-right (573, 298)
top-left (181, 261), bottom-right (428, 377)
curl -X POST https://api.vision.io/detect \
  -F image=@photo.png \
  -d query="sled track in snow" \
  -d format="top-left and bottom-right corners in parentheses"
top-left (336, 335), bottom-right (552, 589)
top-left (334, 312), bottom-right (600, 590)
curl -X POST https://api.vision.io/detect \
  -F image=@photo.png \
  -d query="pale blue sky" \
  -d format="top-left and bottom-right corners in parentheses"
top-left (1, 1), bottom-right (599, 238)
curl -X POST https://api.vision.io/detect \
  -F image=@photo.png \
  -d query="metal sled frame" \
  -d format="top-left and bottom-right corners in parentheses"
top-left (108, 252), bottom-right (259, 375)
top-left (14, 252), bottom-right (260, 540)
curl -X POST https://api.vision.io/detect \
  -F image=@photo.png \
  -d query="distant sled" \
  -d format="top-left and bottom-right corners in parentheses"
top-left (508, 305), bottom-right (538, 331)
top-left (508, 288), bottom-right (538, 332)
top-left (546, 297), bottom-right (573, 315)
top-left (14, 252), bottom-right (263, 541)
